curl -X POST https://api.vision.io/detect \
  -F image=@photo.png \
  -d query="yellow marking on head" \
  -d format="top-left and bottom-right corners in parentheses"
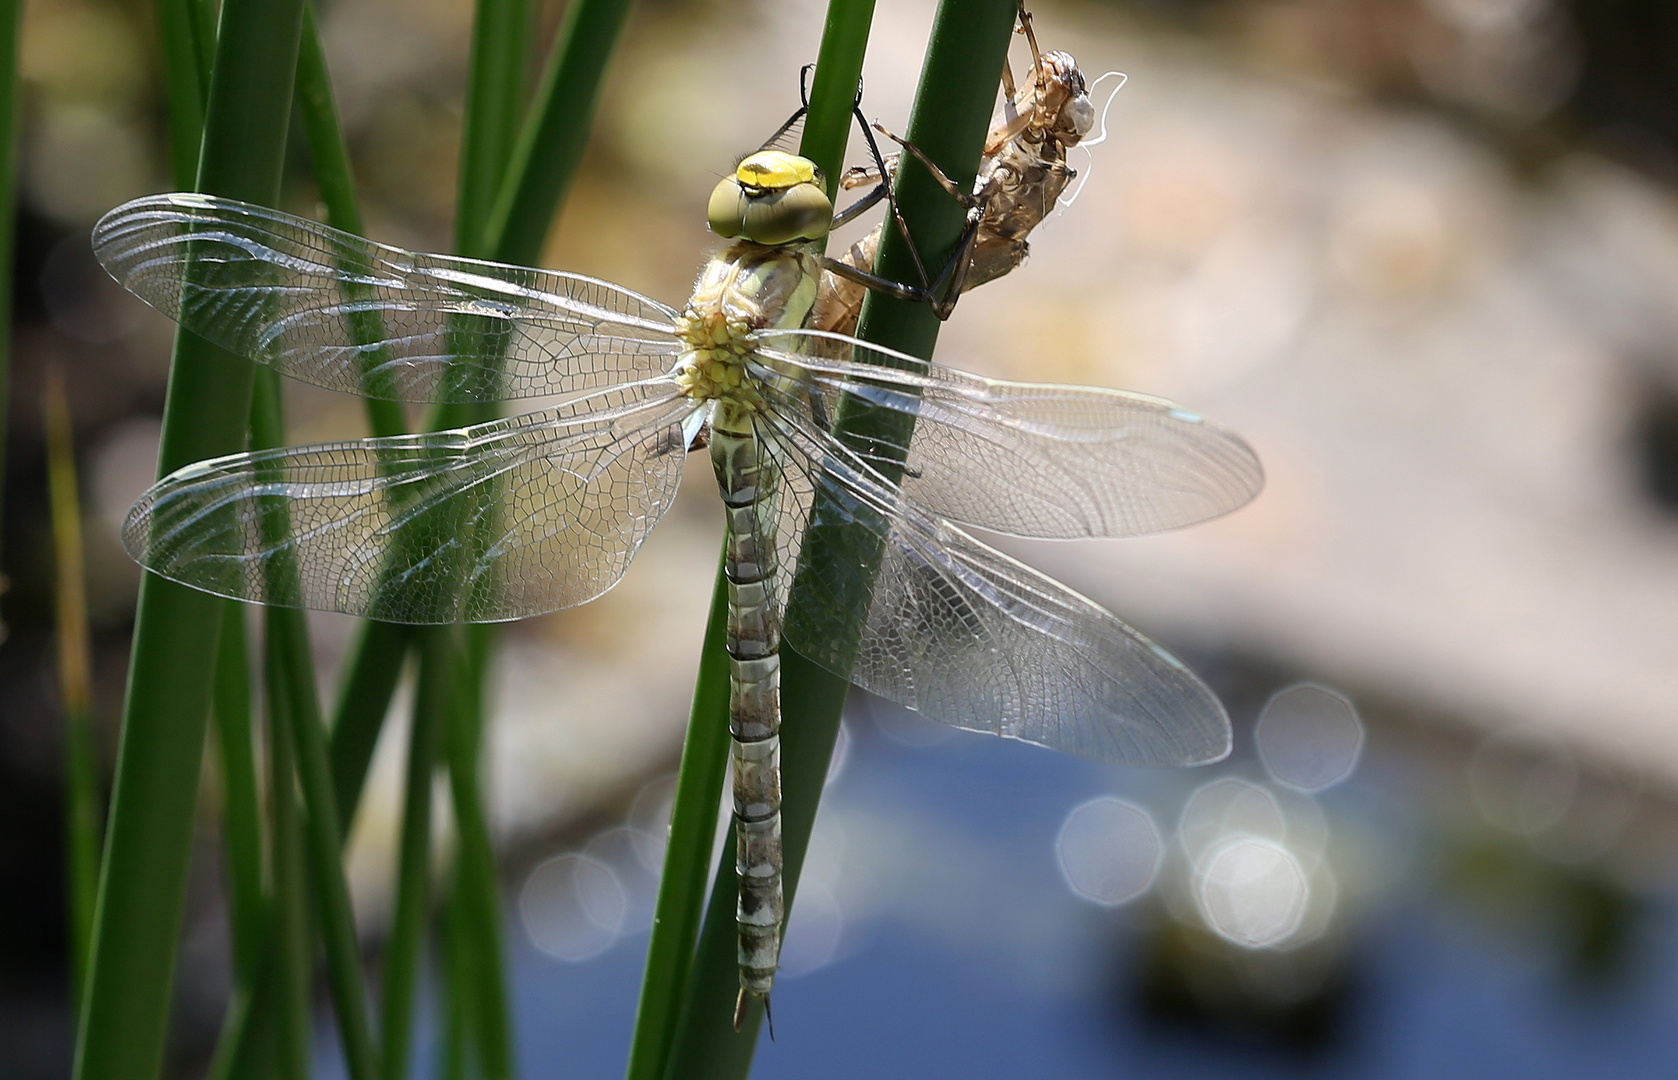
top-left (735, 151), bottom-right (818, 192)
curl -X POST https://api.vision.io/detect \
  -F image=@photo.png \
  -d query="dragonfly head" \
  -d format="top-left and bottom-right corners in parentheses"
top-left (708, 151), bottom-right (832, 246)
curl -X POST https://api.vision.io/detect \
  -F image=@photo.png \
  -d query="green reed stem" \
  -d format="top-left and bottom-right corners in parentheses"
top-left (211, 610), bottom-right (265, 986)
top-left (649, 2), bottom-right (880, 1073)
top-left (250, 367), bottom-right (379, 1080)
top-left (623, 554), bottom-right (734, 1080)
top-left (800, 0), bottom-right (879, 199)
top-left (265, 647), bottom-right (314, 1080)
top-left (438, 878), bottom-right (473, 1080)
top-left (457, 0), bottom-right (534, 258)
top-left (323, 0), bottom-right (632, 833)
top-left (378, 644), bottom-right (444, 1080)
top-left (666, 0), bottom-right (1018, 1069)
top-left (405, 27), bottom-right (547, 1005)
top-left (206, 602), bottom-right (275, 1080)
top-left (44, 369), bottom-right (101, 1006)
top-left (295, 2), bottom-right (420, 840)
top-left (295, 1), bottom-right (408, 446)
top-left (154, 0), bottom-right (208, 187)
top-left (73, 1), bottom-right (306, 1078)
top-left (328, 621), bottom-right (410, 824)
top-left (411, 4), bottom-right (636, 1074)
top-left (483, 0), bottom-right (633, 266)
top-left (208, 971), bottom-right (278, 1080)
top-left (438, 626), bottom-right (515, 1080)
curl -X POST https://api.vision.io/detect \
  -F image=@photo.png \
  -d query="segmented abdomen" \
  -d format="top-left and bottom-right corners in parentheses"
top-left (709, 422), bottom-right (783, 1001)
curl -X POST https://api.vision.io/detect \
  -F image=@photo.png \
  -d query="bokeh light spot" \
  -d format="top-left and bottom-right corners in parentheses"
top-left (1194, 836), bottom-right (1310, 949)
top-left (1255, 684), bottom-right (1364, 792)
top-left (1056, 796), bottom-right (1162, 906)
top-left (519, 853), bottom-right (627, 963)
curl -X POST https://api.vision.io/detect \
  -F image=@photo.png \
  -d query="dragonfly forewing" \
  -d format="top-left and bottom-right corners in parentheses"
top-left (93, 193), bottom-right (684, 405)
top-left (752, 331), bottom-right (1263, 540)
top-left (125, 383), bottom-right (698, 623)
top-left (759, 404), bottom-right (1231, 766)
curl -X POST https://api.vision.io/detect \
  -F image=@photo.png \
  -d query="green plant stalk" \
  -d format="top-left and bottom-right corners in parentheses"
top-left (411, 4), bottom-right (640, 1073)
top-left (189, 0), bottom-right (217, 78)
top-left (304, 0), bottom-right (506, 862)
top-left (154, 0), bottom-right (209, 188)
top-left (626, 7), bottom-right (877, 1077)
top-left (206, 606), bottom-right (279, 1080)
top-left (322, 0), bottom-right (635, 833)
top-left (482, 0), bottom-right (633, 267)
top-left (250, 370), bottom-right (379, 1080)
top-left (395, 8), bottom-right (549, 935)
top-left (196, 20), bottom-right (401, 1078)
top-left (44, 368), bottom-right (102, 1006)
top-left (295, 0), bottom-right (408, 444)
top-left (294, 3), bottom-right (424, 839)
top-left (279, 606), bottom-right (380, 1080)
top-left (265, 653), bottom-right (314, 1080)
top-left (665, 0), bottom-right (1019, 1067)
top-left (457, 0), bottom-right (535, 258)
top-left (292, 2), bottom-right (424, 840)
top-left (211, 610), bottom-right (265, 986)
top-left (378, 639), bottom-right (445, 1080)
top-left (623, 555), bottom-right (733, 1080)
top-left (438, 881), bottom-right (472, 1080)
top-left (208, 970), bottom-right (279, 1080)
top-left (799, 0), bottom-right (879, 199)
top-left (328, 621), bottom-right (410, 826)
top-left (312, 0), bottom-right (629, 911)
top-left (72, 0), bottom-right (307, 1076)
top-left (436, 626), bottom-right (514, 1080)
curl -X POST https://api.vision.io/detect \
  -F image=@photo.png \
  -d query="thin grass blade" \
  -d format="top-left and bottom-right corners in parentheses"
top-left (154, 0), bottom-right (209, 187)
top-left (265, 640), bottom-right (314, 1080)
top-left (457, 0), bottom-right (535, 259)
top-left (623, 554), bottom-right (733, 1080)
top-left (211, 608), bottom-right (264, 985)
top-left (73, 1), bottom-right (308, 1077)
top-left (44, 368), bottom-right (102, 1005)
top-left (483, 0), bottom-right (634, 267)
top-left (249, 365), bottom-right (379, 1080)
top-left (378, 644), bottom-right (442, 1080)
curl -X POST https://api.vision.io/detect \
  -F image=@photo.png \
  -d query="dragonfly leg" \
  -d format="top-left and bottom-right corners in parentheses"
top-left (818, 255), bottom-right (924, 305)
top-left (859, 120), bottom-right (993, 319)
top-left (870, 120), bottom-right (980, 211)
top-left (817, 201), bottom-right (985, 322)
top-left (1016, 0), bottom-right (1044, 79)
top-left (844, 116), bottom-right (938, 294)
top-left (830, 180), bottom-right (888, 232)
top-left (756, 65), bottom-right (816, 154)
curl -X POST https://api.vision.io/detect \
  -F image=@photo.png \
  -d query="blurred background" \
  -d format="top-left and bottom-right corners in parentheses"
top-left (5, 0), bottom-right (1678, 1075)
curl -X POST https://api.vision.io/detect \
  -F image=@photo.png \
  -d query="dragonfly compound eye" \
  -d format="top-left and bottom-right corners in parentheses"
top-left (707, 150), bottom-right (832, 245)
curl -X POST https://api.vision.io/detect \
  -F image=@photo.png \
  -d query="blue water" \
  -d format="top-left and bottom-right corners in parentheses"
top-left (327, 699), bottom-right (1678, 1079)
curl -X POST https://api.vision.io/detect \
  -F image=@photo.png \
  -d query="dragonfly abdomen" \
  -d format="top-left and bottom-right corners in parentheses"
top-left (711, 424), bottom-right (786, 1017)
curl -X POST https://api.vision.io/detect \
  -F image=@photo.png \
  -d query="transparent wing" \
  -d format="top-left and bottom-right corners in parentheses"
top-left (124, 382), bottom-right (698, 623)
top-left (757, 405), bottom-right (1231, 767)
top-left (94, 193), bottom-right (683, 403)
top-left (752, 329), bottom-right (1262, 539)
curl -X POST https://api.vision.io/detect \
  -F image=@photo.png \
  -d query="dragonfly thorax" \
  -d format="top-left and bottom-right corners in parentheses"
top-left (675, 308), bottom-right (763, 411)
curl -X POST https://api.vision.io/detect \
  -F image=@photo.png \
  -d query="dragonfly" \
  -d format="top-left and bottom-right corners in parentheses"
top-left (815, 9), bottom-right (1100, 333)
top-left (94, 122), bottom-right (1261, 1024)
